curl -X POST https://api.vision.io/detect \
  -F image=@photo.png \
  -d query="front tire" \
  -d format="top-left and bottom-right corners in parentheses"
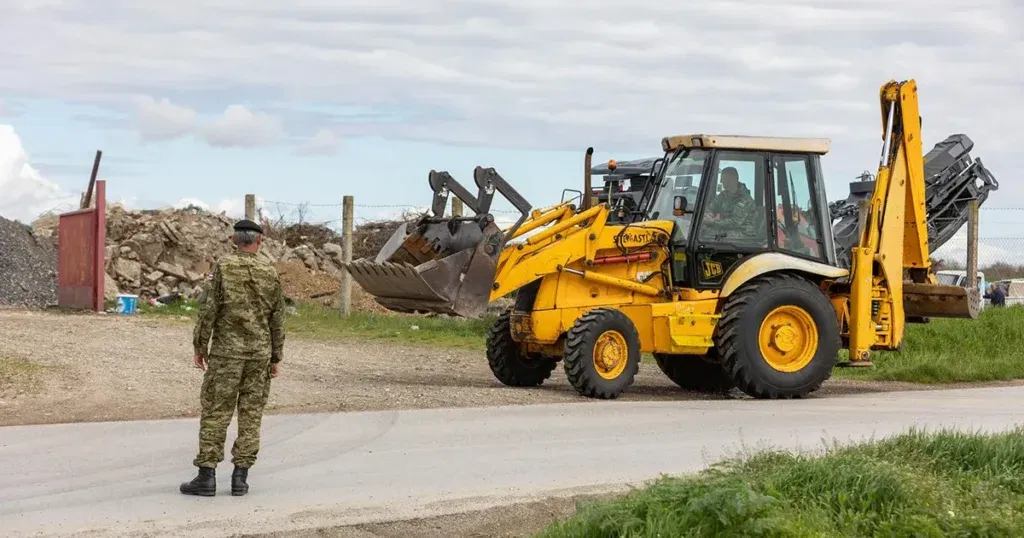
top-left (715, 272), bottom-right (840, 399)
top-left (486, 310), bottom-right (558, 387)
top-left (562, 308), bottom-right (641, 399)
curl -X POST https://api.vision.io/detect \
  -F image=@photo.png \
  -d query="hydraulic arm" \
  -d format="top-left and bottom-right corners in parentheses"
top-left (847, 79), bottom-right (980, 362)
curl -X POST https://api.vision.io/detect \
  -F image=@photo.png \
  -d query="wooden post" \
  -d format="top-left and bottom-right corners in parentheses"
top-left (451, 197), bottom-right (464, 217)
top-left (244, 194), bottom-right (255, 220)
top-left (967, 199), bottom-right (979, 291)
top-left (340, 195), bottom-right (354, 315)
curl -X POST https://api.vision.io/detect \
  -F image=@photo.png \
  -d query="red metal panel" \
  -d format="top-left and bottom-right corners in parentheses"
top-left (56, 180), bottom-right (107, 311)
top-left (58, 210), bottom-right (95, 309)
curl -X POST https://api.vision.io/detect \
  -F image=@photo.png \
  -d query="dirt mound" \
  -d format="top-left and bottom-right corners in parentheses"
top-left (0, 216), bottom-right (58, 308)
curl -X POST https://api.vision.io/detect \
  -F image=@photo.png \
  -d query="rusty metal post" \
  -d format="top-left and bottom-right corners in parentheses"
top-left (82, 150), bottom-right (102, 209)
top-left (340, 195), bottom-right (354, 315)
top-left (967, 199), bottom-right (979, 290)
top-left (245, 194), bottom-right (255, 220)
top-left (93, 180), bottom-right (106, 312)
top-left (451, 197), bottom-right (464, 217)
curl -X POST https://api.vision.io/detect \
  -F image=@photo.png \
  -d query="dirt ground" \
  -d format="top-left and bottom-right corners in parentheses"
top-left (0, 308), bottom-right (980, 428)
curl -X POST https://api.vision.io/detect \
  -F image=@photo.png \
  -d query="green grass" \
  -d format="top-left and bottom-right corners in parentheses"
top-left (535, 427), bottom-right (1024, 537)
top-left (284, 301), bottom-right (495, 349)
top-left (836, 305), bottom-right (1024, 384)
top-left (137, 298), bottom-right (494, 349)
top-left (135, 296), bottom-right (1024, 383)
top-left (0, 355), bottom-right (47, 392)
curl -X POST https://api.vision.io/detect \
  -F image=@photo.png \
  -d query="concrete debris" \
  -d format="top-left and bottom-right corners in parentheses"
top-left (24, 204), bottom-right (393, 311)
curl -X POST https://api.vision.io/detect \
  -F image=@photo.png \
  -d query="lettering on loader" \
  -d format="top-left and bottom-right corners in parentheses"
top-left (702, 260), bottom-right (724, 279)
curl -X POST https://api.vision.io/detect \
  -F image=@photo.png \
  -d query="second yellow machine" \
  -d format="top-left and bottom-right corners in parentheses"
top-left (342, 79), bottom-right (982, 400)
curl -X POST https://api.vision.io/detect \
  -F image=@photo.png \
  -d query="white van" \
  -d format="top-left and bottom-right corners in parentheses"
top-left (936, 270), bottom-right (987, 309)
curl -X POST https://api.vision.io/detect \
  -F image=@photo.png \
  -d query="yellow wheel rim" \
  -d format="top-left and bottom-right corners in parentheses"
top-left (593, 330), bottom-right (628, 380)
top-left (758, 305), bottom-right (818, 372)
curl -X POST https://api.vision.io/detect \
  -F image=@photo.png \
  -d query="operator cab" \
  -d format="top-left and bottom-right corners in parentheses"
top-left (643, 134), bottom-right (838, 290)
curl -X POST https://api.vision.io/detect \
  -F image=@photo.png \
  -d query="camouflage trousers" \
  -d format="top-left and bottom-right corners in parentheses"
top-left (193, 356), bottom-right (273, 469)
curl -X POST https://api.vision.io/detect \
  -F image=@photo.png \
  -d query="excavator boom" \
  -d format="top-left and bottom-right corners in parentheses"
top-left (847, 79), bottom-right (980, 362)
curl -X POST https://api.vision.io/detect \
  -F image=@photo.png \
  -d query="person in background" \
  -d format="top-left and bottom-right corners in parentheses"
top-left (984, 282), bottom-right (1006, 307)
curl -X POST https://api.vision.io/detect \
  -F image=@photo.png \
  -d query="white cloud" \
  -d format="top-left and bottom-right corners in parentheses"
top-left (131, 98), bottom-right (281, 148)
top-left (135, 95), bottom-right (196, 141)
top-left (0, 1), bottom-right (1020, 204)
top-left (201, 104), bottom-right (282, 148)
top-left (297, 127), bottom-right (341, 156)
top-left (0, 125), bottom-right (80, 223)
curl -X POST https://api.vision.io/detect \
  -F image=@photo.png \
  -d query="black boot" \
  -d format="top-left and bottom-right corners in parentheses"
top-left (180, 466), bottom-right (216, 496)
top-left (231, 466), bottom-right (249, 496)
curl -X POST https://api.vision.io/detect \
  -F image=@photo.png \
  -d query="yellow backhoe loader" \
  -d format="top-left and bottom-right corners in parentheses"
top-left (342, 79), bottom-right (982, 400)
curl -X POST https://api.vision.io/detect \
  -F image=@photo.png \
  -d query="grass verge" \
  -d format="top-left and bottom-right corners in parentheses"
top-left (836, 305), bottom-right (1024, 384)
top-left (535, 427), bottom-right (1024, 537)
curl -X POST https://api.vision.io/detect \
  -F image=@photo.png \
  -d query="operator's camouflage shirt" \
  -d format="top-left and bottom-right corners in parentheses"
top-left (192, 251), bottom-right (286, 364)
top-left (706, 185), bottom-right (757, 235)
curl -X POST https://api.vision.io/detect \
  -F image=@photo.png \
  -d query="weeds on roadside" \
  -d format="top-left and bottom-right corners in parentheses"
top-left (536, 428), bottom-right (1024, 538)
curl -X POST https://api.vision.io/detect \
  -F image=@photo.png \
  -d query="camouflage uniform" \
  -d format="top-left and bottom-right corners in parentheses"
top-left (704, 184), bottom-right (758, 238)
top-left (180, 219), bottom-right (285, 498)
top-left (191, 250), bottom-right (286, 470)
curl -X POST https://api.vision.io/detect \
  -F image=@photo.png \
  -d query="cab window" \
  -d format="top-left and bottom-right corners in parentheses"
top-left (697, 151), bottom-right (768, 248)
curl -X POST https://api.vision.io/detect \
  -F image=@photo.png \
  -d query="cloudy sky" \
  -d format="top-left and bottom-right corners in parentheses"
top-left (0, 0), bottom-right (1021, 260)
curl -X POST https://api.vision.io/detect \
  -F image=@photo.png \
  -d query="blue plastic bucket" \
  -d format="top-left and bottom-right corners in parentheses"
top-left (115, 294), bottom-right (138, 314)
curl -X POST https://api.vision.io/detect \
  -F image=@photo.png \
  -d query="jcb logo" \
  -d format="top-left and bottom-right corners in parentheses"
top-left (702, 260), bottom-right (723, 278)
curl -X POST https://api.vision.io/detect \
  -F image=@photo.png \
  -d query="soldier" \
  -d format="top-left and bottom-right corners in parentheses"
top-left (703, 167), bottom-right (757, 238)
top-left (179, 218), bottom-right (286, 497)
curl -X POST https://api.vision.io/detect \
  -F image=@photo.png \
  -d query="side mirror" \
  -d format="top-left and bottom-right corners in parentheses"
top-left (673, 196), bottom-right (688, 216)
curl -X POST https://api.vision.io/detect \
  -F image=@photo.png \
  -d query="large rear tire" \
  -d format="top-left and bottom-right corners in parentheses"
top-left (486, 310), bottom-right (557, 387)
top-left (715, 272), bottom-right (839, 399)
top-left (653, 350), bottom-right (735, 393)
top-left (562, 308), bottom-right (641, 399)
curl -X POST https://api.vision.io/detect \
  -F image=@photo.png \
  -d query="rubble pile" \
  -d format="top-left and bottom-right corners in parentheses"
top-left (0, 216), bottom-right (58, 308)
top-left (27, 205), bottom-right (391, 310)
top-left (351, 219), bottom-right (407, 261)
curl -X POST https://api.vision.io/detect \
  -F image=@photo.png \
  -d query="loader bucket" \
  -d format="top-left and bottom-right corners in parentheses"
top-left (903, 282), bottom-right (980, 319)
top-left (341, 166), bottom-right (533, 318)
top-left (342, 215), bottom-right (508, 318)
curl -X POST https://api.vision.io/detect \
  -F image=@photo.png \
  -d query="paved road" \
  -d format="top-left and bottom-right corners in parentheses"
top-left (3, 385), bottom-right (1024, 537)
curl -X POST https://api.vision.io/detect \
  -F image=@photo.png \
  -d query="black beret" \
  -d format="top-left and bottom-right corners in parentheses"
top-left (233, 219), bottom-right (263, 234)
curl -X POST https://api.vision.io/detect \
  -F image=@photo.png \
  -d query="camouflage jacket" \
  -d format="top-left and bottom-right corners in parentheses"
top-left (193, 252), bottom-right (286, 363)
top-left (706, 186), bottom-right (757, 234)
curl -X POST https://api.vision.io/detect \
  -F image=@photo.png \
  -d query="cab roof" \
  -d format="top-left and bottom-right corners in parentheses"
top-left (661, 134), bottom-right (831, 154)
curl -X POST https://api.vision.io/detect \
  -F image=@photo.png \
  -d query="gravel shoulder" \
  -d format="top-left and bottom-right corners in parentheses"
top-left (3, 308), bottom-right (1014, 428)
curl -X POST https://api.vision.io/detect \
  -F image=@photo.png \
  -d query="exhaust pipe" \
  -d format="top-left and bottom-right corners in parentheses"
top-left (582, 147), bottom-right (594, 210)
